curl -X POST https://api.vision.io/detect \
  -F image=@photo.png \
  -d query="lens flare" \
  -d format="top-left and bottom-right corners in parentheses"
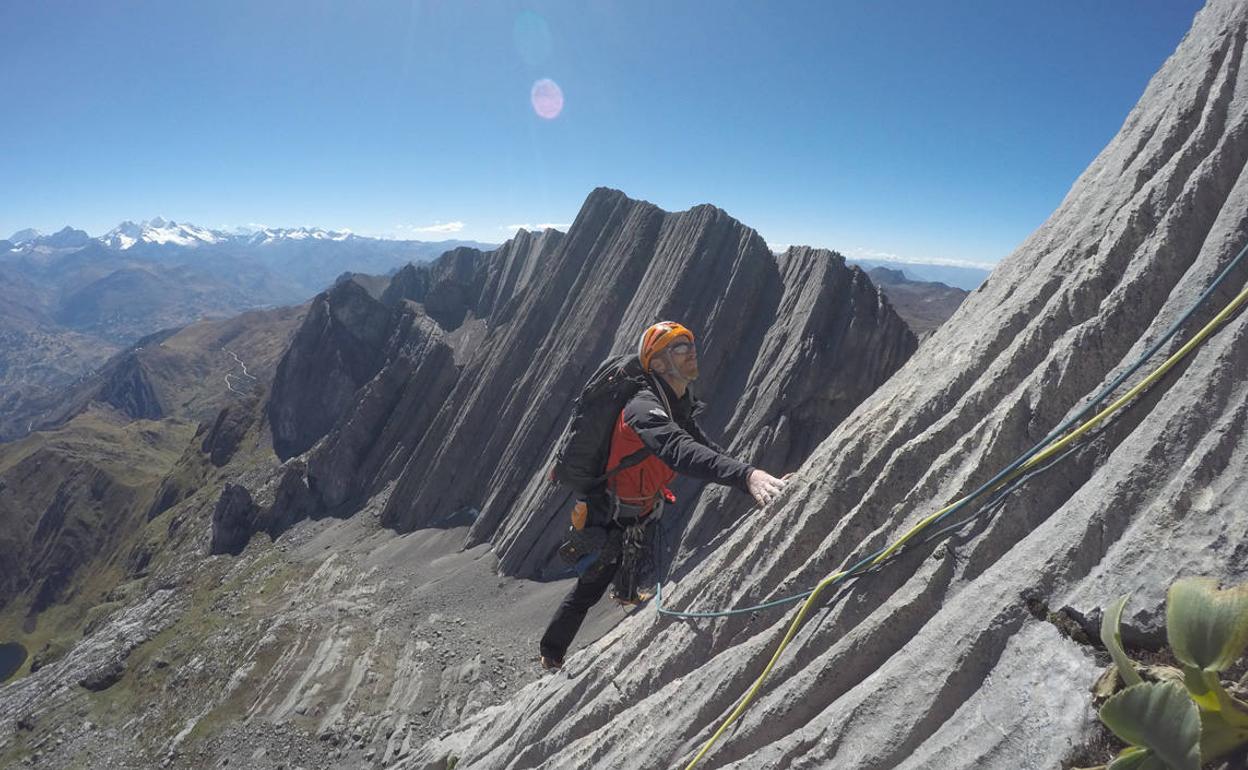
top-left (531, 78), bottom-right (564, 120)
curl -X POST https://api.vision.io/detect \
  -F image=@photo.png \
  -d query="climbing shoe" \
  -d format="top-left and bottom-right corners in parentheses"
top-left (539, 655), bottom-right (563, 672)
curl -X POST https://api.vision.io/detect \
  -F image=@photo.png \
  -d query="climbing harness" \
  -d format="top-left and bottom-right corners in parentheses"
top-left (613, 521), bottom-right (653, 603)
top-left (671, 239), bottom-right (1248, 770)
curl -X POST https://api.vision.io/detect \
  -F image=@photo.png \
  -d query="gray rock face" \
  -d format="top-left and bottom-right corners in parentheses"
top-left (216, 232), bottom-right (566, 549)
top-left (241, 187), bottom-right (916, 579)
top-left (267, 280), bottom-right (393, 460)
top-left (488, 242), bottom-right (917, 579)
top-left (302, 307), bottom-right (459, 515)
top-left (199, 399), bottom-right (258, 468)
top-left (386, 247), bottom-right (486, 331)
top-left (0, 589), bottom-right (181, 738)
top-left (76, 659), bottom-right (124, 692)
top-left (208, 483), bottom-right (256, 556)
top-left (410, 2), bottom-right (1248, 768)
top-left (380, 229), bottom-right (560, 328)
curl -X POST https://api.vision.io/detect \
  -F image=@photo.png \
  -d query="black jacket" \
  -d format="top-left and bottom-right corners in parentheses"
top-left (620, 376), bottom-right (754, 493)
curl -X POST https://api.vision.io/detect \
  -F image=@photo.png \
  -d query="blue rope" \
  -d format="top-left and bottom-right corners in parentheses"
top-left (655, 238), bottom-right (1248, 619)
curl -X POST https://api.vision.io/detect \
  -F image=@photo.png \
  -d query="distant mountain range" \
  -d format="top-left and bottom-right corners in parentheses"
top-left (8, 219), bottom-right (494, 280)
top-left (845, 257), bottom-right (991, 290)
top-left (0, 220), bottom-right (497, 433)
top-left (866, 267), bottom-right (969, 337)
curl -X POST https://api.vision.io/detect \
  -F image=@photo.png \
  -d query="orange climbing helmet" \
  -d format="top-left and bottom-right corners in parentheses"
top-left (637, 321), bottom-right (695, 371)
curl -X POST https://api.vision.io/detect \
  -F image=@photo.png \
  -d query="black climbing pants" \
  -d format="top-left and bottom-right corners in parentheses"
top-left (539, 558), bottom-right (619, 661)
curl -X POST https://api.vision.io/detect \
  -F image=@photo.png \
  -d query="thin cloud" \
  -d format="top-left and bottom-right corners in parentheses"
top-left (402, 221), bottom-right (465, 234)
top-left (502, 222), bottom-right (571, 232)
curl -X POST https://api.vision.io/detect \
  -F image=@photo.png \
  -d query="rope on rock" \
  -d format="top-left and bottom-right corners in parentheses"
top-left (674, 240), bottom-right (1248, 770)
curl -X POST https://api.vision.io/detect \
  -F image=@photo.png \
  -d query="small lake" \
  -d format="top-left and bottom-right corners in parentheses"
top-left (0, 641), bottom-right (27, 682)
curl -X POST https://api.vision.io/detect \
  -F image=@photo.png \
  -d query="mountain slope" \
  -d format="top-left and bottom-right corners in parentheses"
top-left (0, 264), bottom-right (119, 429)
top-left (1, 305), bottom-right (305, 442)
top-left (413, 2), bottom-right (1248, 767)
top-left (0, 411), bottom-right (196, 615)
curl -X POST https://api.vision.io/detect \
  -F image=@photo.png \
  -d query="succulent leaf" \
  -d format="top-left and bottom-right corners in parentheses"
top-left (1099, 681), bottom-right (1201, 770)
top-left (1209, 685), bottom-right (1248, 729)
top-left (1106, 747), bottom-right (1165, 770)
top-left (1199, 706), bottom-right (1248, 761)
top-left (1167, 577), bottom-right (1248, 672)
top-left (1102, 594), bottom-right (1143, 687)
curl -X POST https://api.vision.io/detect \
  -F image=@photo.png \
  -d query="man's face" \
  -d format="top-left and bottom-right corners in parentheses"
top-left (662, 335), bottom-right (698, 381)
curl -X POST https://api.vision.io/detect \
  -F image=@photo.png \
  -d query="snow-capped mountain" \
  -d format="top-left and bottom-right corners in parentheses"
top-left (95, 219), bottom-right (359, 249)
top-left (101, 218), bottom-right (223, 250)
top-left (245, 226), bottom-right (355, 245)
top-left (8, 219), bottom-right (480, 253)
top-left (5, 227), bottom-right (92, 249)
top-left (8, 228), bottom-right (41, 245)
top-left (4, 216), bottom-right (499, 302)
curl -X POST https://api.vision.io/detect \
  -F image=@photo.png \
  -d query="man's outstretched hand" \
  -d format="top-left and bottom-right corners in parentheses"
top-left (747, 469), bottom-right (787, 507)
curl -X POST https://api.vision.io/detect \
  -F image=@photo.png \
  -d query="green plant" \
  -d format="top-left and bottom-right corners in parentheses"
top-left (1090, 577), bottom-right (1248, 770)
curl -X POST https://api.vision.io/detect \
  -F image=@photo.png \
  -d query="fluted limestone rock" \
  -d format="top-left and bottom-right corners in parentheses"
top-left (379, 229), bottom-right (561, 329)
top-left (303, 307), bottom-right (459, 514)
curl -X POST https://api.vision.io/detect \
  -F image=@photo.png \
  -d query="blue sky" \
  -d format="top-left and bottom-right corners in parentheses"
top-left (1, 1), bottom-right (1205, 266)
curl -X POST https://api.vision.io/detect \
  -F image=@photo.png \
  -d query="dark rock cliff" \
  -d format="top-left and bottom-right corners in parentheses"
top-left (380, 228), bottom-right (560, 327)
top-left (267, 280), bottom-right (392, 460)
top-left (95, 350), bottom-right (164, 420)
top-left (413, 2), bottom-right (1248, 767)
top-left (301, 307), bottom-right (459, 516)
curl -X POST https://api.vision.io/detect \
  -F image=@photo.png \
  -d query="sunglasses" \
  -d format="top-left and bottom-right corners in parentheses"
top-left (667, 342), bottom-right (696, 356)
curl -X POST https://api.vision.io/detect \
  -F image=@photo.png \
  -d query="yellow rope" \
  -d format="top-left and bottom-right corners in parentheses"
top-left (681, 281), bottom-right (1248, 769)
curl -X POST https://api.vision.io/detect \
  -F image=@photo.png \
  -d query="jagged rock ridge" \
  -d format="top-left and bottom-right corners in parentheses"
top-left (412, 2), bottom-right (1248, 768)
top-left (245, 191), bottom-right (917, 582)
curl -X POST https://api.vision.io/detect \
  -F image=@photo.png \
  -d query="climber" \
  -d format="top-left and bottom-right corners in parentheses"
top-left (539, 321), bottom-right (788, 671)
